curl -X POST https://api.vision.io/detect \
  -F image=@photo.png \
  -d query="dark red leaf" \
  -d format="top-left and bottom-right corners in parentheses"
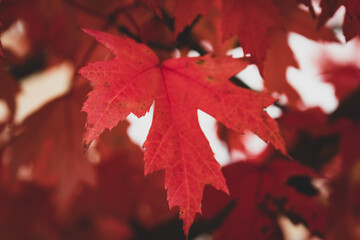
top-left (203, 159), bottom-right (326, 240)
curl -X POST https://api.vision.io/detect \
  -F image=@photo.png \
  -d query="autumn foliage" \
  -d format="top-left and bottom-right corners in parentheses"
top-left (0, 0), bottom-right (360, 239)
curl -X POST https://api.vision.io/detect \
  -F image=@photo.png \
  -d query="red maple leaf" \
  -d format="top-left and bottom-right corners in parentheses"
top-left (79, 29), bottom-right (286, 235)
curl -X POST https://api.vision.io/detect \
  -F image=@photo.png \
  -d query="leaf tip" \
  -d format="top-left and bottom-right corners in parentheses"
top-left (77, 66), bottom-right (87, 79)
top-left (79, 28), bottom-right (99, 40)
top-left (223, 185), bottom-right (230, 195)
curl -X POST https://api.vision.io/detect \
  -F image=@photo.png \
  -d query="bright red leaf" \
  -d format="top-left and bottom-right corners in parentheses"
top-left (79, 28), bottom-right (286, 235)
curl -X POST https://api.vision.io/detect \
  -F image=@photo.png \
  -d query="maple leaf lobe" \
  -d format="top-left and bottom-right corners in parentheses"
top-left (79, 29), bottom-right (161, 146)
